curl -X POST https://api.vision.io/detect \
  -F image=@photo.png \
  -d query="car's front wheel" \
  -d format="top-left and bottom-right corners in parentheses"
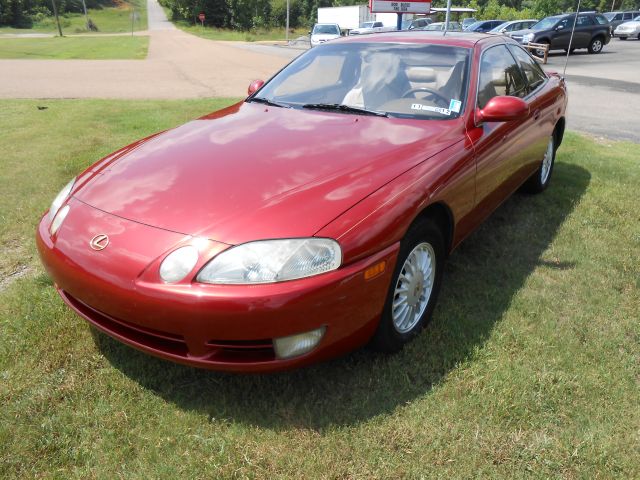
top-left (523, 134), bottom-right (556, 193)
top-left (618, 36), bottom-right (627, 40)
top-left (588, 36), bottom-right (604, 53)
top-left (371, 218), bottom-right (445, 352)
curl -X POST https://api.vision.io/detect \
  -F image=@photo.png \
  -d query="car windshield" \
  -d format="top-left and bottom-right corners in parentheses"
top-left (532, 16), bottom-right (562, 30)
top-left (489, 22), bottom-right (509, 32)
top-left (313, 24), bottom-right (339, 35)
top-left (361, 22), bottom-right (374, 28)
top-left (252, 42), bottom-right (470, 120)
top-left (634, 15), bottom-right (640, 21)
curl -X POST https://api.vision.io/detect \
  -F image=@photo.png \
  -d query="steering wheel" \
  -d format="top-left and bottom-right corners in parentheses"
top-left (402, 87), bottom-right (449, 106)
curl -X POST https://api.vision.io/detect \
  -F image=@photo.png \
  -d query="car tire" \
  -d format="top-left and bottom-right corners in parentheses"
top-left (619, 36), bottom-right (627, 40)
top-left (522, 134), bottom-right (556, 194)
top-left (535, 41), bottom-right (549, 57)
top-left (588, 36), bottom-right (604, 53)
top-left (370, 218), bottom-right (445, 353)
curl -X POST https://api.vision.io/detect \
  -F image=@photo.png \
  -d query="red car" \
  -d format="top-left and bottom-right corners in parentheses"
top-left (37, 32), bottom-right (567, 372)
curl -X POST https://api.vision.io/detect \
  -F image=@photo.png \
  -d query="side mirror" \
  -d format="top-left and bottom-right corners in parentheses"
top-left (477, 96), bottom-right (529, 123)
top-left (247, 79), bottom-right (265, 96)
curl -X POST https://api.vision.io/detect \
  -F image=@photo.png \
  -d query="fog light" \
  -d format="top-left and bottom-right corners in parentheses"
top-left (50, 205), bottom-right (70, 235)
top-left (273, 327), bottom-right (326, 359)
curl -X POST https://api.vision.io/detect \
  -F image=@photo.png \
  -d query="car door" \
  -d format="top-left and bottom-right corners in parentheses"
top-left (507, 45), bottom-right (554, 173)
top-left (572, 15), bottom-right (595, 48)
top-left (466, 44), bottom-right (533, 221)
top-left (552, 16), bottom-right (574, 49)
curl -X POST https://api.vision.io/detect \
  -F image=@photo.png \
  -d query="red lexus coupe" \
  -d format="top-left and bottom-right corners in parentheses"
top-left (37, 32), bottom-right (567, 372)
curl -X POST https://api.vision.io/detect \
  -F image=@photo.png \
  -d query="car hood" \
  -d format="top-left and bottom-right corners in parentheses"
top-left (74, 101), bottom-right (464, 245)
top-left (311, 33), bottom-right (340, 40)
top-left (617, 21), bottom-right (640, 28)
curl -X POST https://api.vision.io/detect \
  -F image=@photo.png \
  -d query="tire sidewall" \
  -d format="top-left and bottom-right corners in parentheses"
top-left (371, 219), bottom-right (445, 352)
top-left (539, 135), bottom-right (556, 190)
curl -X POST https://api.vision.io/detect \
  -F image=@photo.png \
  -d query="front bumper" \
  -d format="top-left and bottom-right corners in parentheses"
top-left (36, 203), bottom-right (399, 372)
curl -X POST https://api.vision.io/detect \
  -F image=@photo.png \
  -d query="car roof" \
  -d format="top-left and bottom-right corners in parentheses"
top-left (338, 31), bottom-right (508, 48)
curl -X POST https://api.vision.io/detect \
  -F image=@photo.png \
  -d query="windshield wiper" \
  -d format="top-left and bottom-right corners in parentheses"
top-left (302, 103), bottom-right (389, 117)
top-left (247, 97), bottom-right (291, 108)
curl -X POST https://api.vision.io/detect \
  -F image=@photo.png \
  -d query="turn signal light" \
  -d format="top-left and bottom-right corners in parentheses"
top-left (364, 260), bottom-right (386, 281)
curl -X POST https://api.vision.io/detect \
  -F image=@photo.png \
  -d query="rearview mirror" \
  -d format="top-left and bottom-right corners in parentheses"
top-left (247, 79), bottom-right (265, 96)
top-left (477, 96), bottom-right (529, 123)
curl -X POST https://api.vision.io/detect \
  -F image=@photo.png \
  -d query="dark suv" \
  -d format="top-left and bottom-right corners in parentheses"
top-left (464, 20), bottom-right (505, 32)
top-left (510, 12), bottom-right (611, 54)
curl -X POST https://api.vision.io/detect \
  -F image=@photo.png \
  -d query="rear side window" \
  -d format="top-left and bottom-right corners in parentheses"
top-left (576, 15), bottom-right (594, 26)
top-left (508, 45), bottom-right (547, 93)
top-left (594, 15), bottom-right (609, 25)
top-left (623, 13), bottom-right (634, 20)
top-left (477, 45), bottom-right (527, 109)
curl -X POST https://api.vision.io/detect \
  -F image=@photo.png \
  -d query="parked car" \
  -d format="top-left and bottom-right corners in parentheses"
top-left (510, 12), bottom-right (611, 54)
top-left (406, 17), bottom-right (433, 30)
top-left (613, 15), bottom-right (640, 39)
top-left (465, 20), bottom-right (506, 32)
top-left (604, 10), bottom-right (640, 32)
top-left (310, 23), bottom-right (341, 47)
top-left (349, 21), bottom-right (395, 35)
top-left (422, 21), bottom-right (462, 31)
top-left (461, 17), bottom-right (477, 29)
top-left (489, 19), bottom-right (539, 35)
top-left (37, 32), bottom-right (567, 373)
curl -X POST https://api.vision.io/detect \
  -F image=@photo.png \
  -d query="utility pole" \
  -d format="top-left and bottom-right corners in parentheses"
top-left (51, 0), bottom-right (63, 37)
top-left (444, 0), bottom-right (452, 34)
top-left (286, 0), bottom-right (290, 42)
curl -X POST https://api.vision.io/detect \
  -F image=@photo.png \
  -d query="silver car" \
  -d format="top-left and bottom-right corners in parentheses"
top-left (613, 15), bottom-right (640, 40)
top-left (489, 19), bottom-right (539, 35)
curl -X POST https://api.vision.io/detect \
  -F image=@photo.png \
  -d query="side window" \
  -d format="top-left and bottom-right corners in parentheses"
top-left (508, 45), bottom-right (547, 93)
top-left (577, 15), bottom-right (594, 26)
top-left (623, 13), bottom-right (633, 20)
top-left (594, 15), bottom-right (608, 25)
top-left (477, 45), bottom-right (527, 109)
top-left (615, 13), bottom-right (623, 21)
top-left (558, 18), bottom-right (570, 29)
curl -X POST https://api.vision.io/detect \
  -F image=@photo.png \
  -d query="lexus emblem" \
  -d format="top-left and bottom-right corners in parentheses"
top-left (89, 234), bottom-right (109, 251)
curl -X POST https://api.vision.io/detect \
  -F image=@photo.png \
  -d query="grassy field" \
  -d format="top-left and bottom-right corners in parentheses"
top-left (0, 36), bottom-right (149, 59)
top-left (175, 21), bottom-right (308, 42)
top-left (0, 0), bottom-right (147, 35)
top-left (0, 99), bottom-right (638, 478)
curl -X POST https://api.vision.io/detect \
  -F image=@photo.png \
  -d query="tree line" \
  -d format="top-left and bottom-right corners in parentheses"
top-left (2, 0), bottom-right (639, 29)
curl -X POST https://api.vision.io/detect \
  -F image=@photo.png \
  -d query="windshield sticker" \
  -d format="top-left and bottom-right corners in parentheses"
top-left (449, 99), bottom-right (462, 113)
top-left (411, 103), bottom-right (451, 116)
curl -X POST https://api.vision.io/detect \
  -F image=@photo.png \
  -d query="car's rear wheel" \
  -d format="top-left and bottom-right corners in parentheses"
top-left (371, 218), bottom-right (445, 353)
top-left (619, 36), bottom-right (627, 40)
top-left (588, 36), bottom-right (604, 53)
top-left (522, 134), bottom-right (556, 194)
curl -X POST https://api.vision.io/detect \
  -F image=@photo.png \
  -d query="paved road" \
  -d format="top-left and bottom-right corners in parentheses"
top-left (1, 14), bottom-right (638, 141)
top-left (543, 39), bottom-right (640, 142)
top-left (0, 0), bottom-right (291, 99)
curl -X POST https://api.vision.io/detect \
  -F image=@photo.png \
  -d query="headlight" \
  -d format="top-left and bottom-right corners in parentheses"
top-left (196, 238), bottom-right (342, 284)
top-left (159, 246), bottom-right (199, 283)
top-left (523, 33), bottom-right (534, 43)
top-left (48, 178), bottom-right (75, 223)
top-left (49, 205), bottom-right (70, 235)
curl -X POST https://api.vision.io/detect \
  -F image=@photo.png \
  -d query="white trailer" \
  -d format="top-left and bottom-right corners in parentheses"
top-left (317, 5), bottom-right (374, 31)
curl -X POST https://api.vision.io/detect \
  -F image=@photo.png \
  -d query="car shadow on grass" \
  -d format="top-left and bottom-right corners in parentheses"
top-left (93, 161), bottom-right (590, 430)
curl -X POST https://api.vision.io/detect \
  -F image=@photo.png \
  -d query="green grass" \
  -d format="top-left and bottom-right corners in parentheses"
top-left (175, 20), bottom-right (308, 42)
top-left (0, 0), bottom-right (147, 35)
top-left (1, 99), bottom-right (639, 478)
top-left (0, 36), bottom-right (149, 59)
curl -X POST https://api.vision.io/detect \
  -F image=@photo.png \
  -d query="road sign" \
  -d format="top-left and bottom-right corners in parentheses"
top-left (369, 0), bottom-right (431, 14)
